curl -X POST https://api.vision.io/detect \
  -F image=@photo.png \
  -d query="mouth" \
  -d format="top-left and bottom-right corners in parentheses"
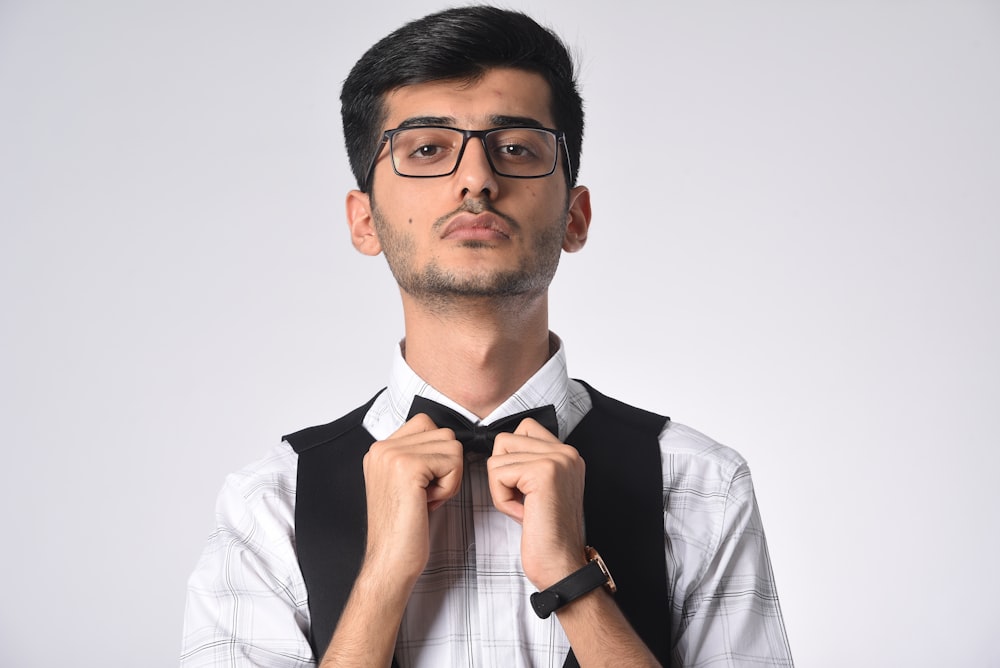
top-left (439, 211), bottom-right (513, 241)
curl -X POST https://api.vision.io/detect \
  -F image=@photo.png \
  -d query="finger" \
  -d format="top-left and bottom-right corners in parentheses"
top-left (370, 441), bottom-right (464, 481)
top-left (365, 430), bottom-right (463, 491)
top-left (493, 430), bottom-right (572, 458)
top-left (365, 430), bottom-right (460, 476)
top-left (488, 469), bottom-right (526, 523)
top-left (513, 416), bottom-right (560, 440)
top-left (487, 449), bottom-right (584, 511)
top-left (374, 417), bottom-right (458, 453)
top-left (488, 454), bottom-right (559, 495)
top-left (393, 412), bottom-right (449, 437)
top-left (424, 451), bottom-right (464, 497)
top-left (364, 443), bottom-right (464, 517)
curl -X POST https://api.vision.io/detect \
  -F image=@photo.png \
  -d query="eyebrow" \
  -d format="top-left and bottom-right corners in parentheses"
top-left (397, 116), bottom-right (453, 128)
top-left (490, 115), bottom-right (545, 129)
top-left (395, 115), bottom-right (547, 130)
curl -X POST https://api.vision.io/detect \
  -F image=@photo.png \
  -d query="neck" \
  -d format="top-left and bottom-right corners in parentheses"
top-left (400, 292), bottom-right (553, 419)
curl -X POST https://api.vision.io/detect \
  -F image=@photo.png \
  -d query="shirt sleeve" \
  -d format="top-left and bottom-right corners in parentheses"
top-left (661, 424), bottom-right (794, 666)
top-left (180, 444), bottom-right (316, 667)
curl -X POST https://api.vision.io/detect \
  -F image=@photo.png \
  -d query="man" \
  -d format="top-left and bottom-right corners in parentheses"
top-left (182, 6), bottom-right (792, 667)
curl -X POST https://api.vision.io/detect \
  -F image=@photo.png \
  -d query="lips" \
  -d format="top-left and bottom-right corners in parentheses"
top-left (440, 212), bottom-right (513, 241)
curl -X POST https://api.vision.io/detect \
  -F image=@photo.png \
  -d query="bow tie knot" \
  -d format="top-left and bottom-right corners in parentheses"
top-left (407, 395), bottom-right (559, 455)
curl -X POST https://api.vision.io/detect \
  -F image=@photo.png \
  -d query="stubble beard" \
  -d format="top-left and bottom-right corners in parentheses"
top-left (371, 202), bottom-right (567, 312)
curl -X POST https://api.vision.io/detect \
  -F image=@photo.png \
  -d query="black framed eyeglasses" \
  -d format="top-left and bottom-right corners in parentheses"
top-left (361, 125), bottom-right (571, 192)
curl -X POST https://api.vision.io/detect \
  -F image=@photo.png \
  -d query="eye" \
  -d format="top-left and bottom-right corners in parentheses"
top-left (411, 144), bottom-right (446, 159)
top-left (491, 139), bottom-right (542, 163)
top-left (497, 143), bottom-right (533, 158)
top-left (488, 129), bottom-right (553, 165)
top-left (392, 129), bottom-right (459, 167)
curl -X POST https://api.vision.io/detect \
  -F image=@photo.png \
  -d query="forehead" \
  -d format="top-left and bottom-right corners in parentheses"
top-left (382, 68), bottom-right (555, 130)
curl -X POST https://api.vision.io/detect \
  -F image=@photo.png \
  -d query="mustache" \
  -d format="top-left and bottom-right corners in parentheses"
top-left (432, 199), bottom-right (521, 233)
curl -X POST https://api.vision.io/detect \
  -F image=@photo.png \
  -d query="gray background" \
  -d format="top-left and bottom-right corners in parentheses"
top-left (1, 0), bottom-right (997, 665)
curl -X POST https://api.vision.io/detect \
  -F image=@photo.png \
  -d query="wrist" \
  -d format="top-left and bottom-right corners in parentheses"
top-left (530, 546), bottom-right (616, 619)
top-left (356, 551), bottom-right (423, 603)
top-left (531, 553), bottom-right (588, 590)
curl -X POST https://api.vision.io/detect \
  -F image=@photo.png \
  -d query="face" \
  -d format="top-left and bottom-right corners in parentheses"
top-left (347, 68), bottom-right (590, 308)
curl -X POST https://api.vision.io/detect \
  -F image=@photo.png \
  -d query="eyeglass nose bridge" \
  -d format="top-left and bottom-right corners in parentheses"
top-left (447, 129), bottom-right (501, 180)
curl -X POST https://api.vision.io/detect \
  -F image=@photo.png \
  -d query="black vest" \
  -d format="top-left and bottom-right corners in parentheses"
top-left (284, 381), bottom-right (671, 666)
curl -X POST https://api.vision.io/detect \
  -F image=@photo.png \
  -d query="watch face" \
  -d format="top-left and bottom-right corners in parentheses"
top-left (586, 546), bottom-right (617, 593)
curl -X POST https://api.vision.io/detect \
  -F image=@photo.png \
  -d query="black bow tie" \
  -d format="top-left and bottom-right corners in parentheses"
top-left (406, 395), bottom-right (559, 455)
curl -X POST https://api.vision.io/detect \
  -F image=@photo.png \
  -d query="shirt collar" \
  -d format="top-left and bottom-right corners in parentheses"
top-left (363, 332), bottom-right (581, 441)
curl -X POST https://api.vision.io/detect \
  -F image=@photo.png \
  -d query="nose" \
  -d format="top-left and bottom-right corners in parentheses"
top-left (454, 136), bottom-right (499, 200)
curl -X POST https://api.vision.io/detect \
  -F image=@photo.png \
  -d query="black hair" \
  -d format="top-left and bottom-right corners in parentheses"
top-left (340, 5), bottom-right (584, 191)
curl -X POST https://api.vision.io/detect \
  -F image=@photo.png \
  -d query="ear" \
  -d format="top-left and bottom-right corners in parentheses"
top-left (346, 190), bottom-right (382, 256)
top-left (562, 185), bottom-right (591, 253)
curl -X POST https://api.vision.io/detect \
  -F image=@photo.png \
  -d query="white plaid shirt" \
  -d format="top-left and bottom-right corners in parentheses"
top-left (181, 340), bottom-right (793, 666)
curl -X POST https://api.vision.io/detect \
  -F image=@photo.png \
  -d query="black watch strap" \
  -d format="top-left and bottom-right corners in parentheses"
top-left (530, 547), bottom-right (616, 619)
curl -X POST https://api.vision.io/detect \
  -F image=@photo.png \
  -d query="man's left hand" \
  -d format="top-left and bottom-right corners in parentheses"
top-left (487, 420), bottom-right (588, 588)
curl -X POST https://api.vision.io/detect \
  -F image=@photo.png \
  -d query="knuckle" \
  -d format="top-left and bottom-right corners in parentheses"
top-left (411, 413), bottom-right (436, 429)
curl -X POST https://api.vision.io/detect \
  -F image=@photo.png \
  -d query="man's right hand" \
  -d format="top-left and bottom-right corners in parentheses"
top-left (360, 413), bottom-right (464, 586)
top-left (321, 414), bottom-right (463, 667)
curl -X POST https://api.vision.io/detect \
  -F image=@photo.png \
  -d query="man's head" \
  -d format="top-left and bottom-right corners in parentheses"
top-left (340, 5), bottom-right (585, 192)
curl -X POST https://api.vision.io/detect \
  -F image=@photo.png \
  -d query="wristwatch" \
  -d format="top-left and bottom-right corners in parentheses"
top-left (530, 546), bottom-right (617, 619)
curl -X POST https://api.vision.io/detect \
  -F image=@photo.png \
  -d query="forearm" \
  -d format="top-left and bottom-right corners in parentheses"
top-left (556, 588), bottom-right (661, 668)
top-left (318, 563), bottom-right (416, 668)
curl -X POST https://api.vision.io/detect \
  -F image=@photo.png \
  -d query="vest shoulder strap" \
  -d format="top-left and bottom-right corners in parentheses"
top-left (286, 393), bottom-right (381, 659)
top-left (283, 391), bottom-right (382, 453)
top-left (564, 380), bottom-right (670, 665)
